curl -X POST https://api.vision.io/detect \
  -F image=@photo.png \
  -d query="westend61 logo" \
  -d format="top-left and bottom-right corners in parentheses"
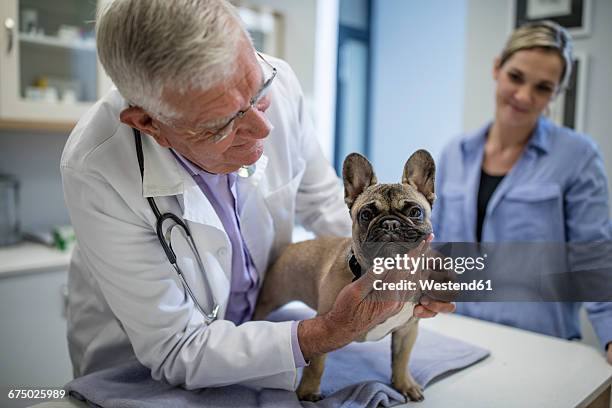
top-left (372, 253), bottom-right (487, 275)
top-left (371, 253), bottom-right (493, 293)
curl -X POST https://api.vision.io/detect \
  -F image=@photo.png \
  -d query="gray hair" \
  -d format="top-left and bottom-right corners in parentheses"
top-left (96, 0), bottom-right (248, 122)
top-left (500, 20), bottom-right (573, 92)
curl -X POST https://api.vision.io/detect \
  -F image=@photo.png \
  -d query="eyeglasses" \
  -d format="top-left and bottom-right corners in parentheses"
top-left (165, 52), bottom-right (277, 144)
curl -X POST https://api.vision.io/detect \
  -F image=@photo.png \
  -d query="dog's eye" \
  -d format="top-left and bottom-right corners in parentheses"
top-left (408, 207), bottom-right (422, 219)
top-left (359, 208), bottom-right (374, 223)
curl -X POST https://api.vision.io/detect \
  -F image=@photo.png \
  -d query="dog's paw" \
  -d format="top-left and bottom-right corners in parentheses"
top-left (297, 391), bottom-right (323, 402)
top-left (393, 380), bottom-right (424, 402)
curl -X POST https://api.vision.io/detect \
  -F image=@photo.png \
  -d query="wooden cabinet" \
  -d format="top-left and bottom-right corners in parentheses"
top-left (0, 0), bottom-right (112, 130)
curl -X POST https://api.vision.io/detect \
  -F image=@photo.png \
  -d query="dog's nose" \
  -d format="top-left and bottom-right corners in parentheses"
top-left (382, 219), bottom-right (400, 231)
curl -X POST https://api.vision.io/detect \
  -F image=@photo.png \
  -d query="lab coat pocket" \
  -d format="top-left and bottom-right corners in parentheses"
top-left (438, 187), bottom-right (467, 241)
top-left (497, 184), bottom-right (564, 241)
top-left (264, 166), bottom-right (306, 258)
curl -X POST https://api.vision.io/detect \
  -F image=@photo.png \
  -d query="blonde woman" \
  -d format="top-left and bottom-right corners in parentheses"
top-left (433, 21), bottom-right (612, 364)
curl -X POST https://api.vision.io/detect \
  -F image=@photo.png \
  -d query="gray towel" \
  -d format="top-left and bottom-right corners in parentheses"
top-left (66, 307), bottom-right (489, 407)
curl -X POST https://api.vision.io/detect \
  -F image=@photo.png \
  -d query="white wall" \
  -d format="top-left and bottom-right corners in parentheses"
top-left (236, 0), bottom-right (317, 98)
top-left (370, 0), bottom-right (467, 183)
top-left (236, 0), bottom-right (337, 160)
top-left (464, 0), bottom-right (612, 213)
top-left (314, 0), bottom-right (339, 161)
top-left (0, 131), bottom-right (70, 232)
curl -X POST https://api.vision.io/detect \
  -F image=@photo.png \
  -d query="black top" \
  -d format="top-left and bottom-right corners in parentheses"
top-left (476, 170), bottom-right (505, 242)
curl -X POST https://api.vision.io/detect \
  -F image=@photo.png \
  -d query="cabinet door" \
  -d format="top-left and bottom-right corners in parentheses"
top-left (0, 269), bottom-right (72, 408)
top-left (0, 0), bottom-right (112, 124)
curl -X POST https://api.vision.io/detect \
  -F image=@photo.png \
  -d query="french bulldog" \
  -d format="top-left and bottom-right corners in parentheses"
top-left (253, 150), bottom-right (436, 402)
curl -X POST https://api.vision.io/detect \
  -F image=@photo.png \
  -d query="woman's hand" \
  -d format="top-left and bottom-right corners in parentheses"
top-left (413, 233), bottom-right (457, 318)
top-left (414, 296), bottom-right (456, 318)
top-left (607, 343), bottom-right (612, 365)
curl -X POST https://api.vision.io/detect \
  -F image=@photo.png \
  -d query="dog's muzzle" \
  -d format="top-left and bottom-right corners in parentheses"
top-left (367, 216), bottom-right (428, 243)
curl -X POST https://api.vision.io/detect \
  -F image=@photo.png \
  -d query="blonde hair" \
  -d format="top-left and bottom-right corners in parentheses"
top-left (499, 20), bottom-right (573, 92)
top-left (96, 0), bottom-right (249, 122)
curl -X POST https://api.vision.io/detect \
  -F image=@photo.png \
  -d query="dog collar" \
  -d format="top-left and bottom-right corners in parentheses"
top-left (347, 249), bottom-right (362, 282)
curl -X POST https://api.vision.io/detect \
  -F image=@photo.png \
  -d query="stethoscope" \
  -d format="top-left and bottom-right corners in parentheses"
top-left (133, 128), bottom-right (224, 323)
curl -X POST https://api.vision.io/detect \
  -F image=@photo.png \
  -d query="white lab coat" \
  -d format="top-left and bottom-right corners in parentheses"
top-left (61, 57), bottom-right (351, 390)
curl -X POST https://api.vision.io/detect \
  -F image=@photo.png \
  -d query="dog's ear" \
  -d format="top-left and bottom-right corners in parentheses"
top-left (402, 149), bottom-right (436, 206)
top-left (343, 153), bottom-right (377, 209)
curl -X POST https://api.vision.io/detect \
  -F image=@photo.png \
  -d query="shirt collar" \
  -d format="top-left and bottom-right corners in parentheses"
top-left (171, 149), bottom-right (202, 176)
top-left (528, 116), bottom-right (552, 154)
top-left (171, 150), bottom-right (238, 187)
top-left (461, 116), bottom-right (552, 156)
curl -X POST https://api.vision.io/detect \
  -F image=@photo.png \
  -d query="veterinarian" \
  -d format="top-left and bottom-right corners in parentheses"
top-left (432, 21), bottom-right (612, 364)
top-left (61, 0), bottom-right (454, 389)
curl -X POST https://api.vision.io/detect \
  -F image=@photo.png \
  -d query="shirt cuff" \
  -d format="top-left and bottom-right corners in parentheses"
top-left (291, 321), bottom-right (308, 368)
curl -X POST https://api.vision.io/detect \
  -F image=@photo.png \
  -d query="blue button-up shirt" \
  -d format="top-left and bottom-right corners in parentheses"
top-left (433, 117), bottom-right (612, 349)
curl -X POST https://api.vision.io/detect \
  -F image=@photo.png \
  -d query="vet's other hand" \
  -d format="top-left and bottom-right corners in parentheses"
top-left (607, 343), bottom-right (612, 365)
top-left (414, 296), bottom-right (456, 318)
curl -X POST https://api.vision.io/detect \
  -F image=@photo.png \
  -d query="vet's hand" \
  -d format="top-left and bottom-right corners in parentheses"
top-left (325, 240), bottom-right (429, 341)
top-left (607, 343), bottom-right (612, 365)
top-left (297, 270), bottom-right (406, 359)
top-left (298, 240), bottom-right (428, 359)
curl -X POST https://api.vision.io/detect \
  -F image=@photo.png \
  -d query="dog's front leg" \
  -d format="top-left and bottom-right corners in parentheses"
top-left (391, 321), bottom-right (424, 401)
top-left (296, 353), bottom-right (327, 401)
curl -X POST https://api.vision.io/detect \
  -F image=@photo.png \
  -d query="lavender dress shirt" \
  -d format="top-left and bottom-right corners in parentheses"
top-left (173, 151), bottom-right (307, 367)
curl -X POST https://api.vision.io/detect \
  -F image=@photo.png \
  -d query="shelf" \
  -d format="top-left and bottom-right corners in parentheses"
top-left (0, 119), bottom-right (77, 133)
top-left (19, 32), bottom-right (96, 52)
